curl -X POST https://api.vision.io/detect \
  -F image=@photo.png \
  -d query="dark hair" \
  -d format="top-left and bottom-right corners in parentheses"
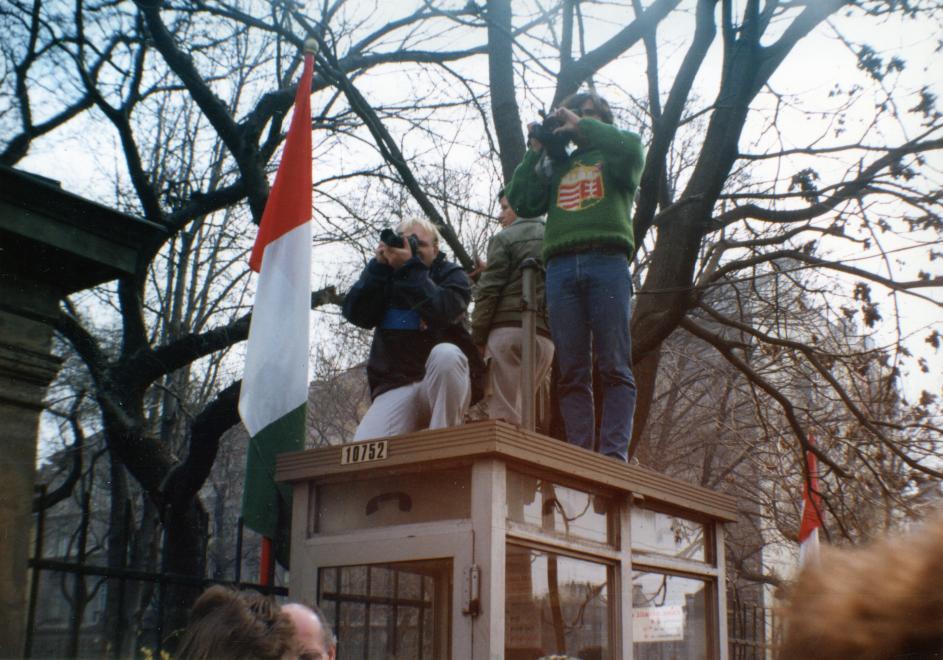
top-left (175, 586), bottom-right (295, 660)
top-left (560, 91), bottom-right (614, 124)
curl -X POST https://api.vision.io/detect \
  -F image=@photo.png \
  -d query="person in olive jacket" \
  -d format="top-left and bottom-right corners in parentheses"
top-left (343, 217), bottom-right (485, 440)
top-left (505, 91), bottom-right (645, 461)
top-left (471, 193), bottom-right (554, 425)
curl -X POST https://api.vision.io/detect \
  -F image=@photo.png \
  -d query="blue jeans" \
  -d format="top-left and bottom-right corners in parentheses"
top-left (546, 251), bottom-right (637, 461)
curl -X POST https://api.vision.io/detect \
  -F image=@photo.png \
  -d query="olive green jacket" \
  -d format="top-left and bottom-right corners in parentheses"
top-left (471, 216), bottom-right (550, 345)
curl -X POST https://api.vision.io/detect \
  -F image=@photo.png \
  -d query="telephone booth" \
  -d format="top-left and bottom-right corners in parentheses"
top-left (276, 420), bottom-right (737, 659)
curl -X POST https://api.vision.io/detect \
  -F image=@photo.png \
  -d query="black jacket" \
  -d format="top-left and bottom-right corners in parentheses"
top-left (343, 252), bottom-right (485, 404)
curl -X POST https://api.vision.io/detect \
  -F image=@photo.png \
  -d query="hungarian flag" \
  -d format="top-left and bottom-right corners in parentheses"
top-left (239, 48), bottom-right (314, 569)
top-left (798, 436), bottom-right (823, 566)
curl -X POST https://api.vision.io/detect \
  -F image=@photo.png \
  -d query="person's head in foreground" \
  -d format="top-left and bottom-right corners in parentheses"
top-left (777, 511), bottom-right (943, 660)
top-left (175, 586), bottom-right (335, 660)
top-left (282, 602), bottom-right (336, 660)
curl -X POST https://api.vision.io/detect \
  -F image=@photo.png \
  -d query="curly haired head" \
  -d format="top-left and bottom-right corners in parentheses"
top-left (778, 512), bottom-right (943, 660)
top-left (175, 585), bottom-right (295, 660)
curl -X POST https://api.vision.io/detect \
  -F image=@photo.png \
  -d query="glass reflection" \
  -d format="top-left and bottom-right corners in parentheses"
top-left (505, 545), bottom-right (610, 659)
top-left (507, 471), bottom-right (611, 545)
top-left (632, 571), bottom-right (709, 660)
top-left (631, 508), bottom-right (705, 561)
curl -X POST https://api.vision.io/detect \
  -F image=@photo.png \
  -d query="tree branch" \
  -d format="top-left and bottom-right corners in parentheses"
top-left (305, 30), bottom-right (474, 269)
top-left (755, 0), bottom-right (848, 97)
top-left (634, 0), bottom-right (718, 245)
top-left (714, 136), bottom-right (943, 228)
top-left (53, 309), bottom-right (109, 385)
top-left (133, 0), bottom-right (270, 220)
top-left (33, 396), bottom-right (86, 512)
top-left (487, 0), bottom-right (526, 182)
top-left (163, 380), bottom-right (241, 511)
top-left (553, 0), bottom-right (681, 104)
top-left (705, 249), bottom-right (943, 305)
top-left (695, 301), bottom-right (943, 480)
top-left (134, 286), bottom-right (342, 385)
top-left (680, 316), bottom-right (850, 477)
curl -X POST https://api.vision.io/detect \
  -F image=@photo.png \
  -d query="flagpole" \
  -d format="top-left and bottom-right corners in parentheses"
top-left (259, 536), bottom-right (274, 586)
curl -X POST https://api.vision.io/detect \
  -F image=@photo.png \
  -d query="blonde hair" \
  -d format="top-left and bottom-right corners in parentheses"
top-left (397, 216), bottom-right (441, 247)
top-left (778, 512), bottom-right (943, 659)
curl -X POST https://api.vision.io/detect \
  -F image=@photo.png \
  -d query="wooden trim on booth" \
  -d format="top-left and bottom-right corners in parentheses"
top-left (619, 494), bottom-right (633, 659)
top-left (715, 522), bottom-right (730, 660)
top-left (630, 552), bottom-right (720, 578)
top-left (277, 421), bottom-right (738, 523)
top-left (470, 459), bottom-right (506, 660)
top-left (288, 482), bottom-right (314, 603)
top-left (505, 522), bottom-right (620, 562)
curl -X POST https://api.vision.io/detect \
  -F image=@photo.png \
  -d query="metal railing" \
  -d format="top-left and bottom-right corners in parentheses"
top-left (520, 257), bottom-right (541, 432)
top-left (728, 602), bottom-right (781, 660)
top-left (26, 485), bottom-right (287, 659)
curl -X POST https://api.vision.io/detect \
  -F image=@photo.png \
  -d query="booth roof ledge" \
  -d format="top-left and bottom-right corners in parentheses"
top-left (275, 420), bottom-right (738, 523)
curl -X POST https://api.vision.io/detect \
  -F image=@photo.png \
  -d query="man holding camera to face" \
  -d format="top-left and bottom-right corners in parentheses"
top-left (343, 217), bottom-right (485, 440)
top-left (505, 92), bottom-right (645, 462)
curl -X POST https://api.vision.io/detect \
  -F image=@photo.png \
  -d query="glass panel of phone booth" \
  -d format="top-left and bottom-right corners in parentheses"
top-left (319, 559), bottom-right (452, 660)
top-left (630, 508), bottom-right (707, 562)
top-left (505, 544), bottom-right (611, 659)
top-left (632, 571), bottom-right (710, 660)
top-left (506, 470), bottom-right (612, 546)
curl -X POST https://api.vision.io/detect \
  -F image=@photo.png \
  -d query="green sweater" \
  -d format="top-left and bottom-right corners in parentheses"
top-left (505, 118), bottom-right (645, 262)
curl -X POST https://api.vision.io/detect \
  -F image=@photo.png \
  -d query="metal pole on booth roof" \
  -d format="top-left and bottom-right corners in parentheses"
top-left (520, 258), bottom-right (539, 432)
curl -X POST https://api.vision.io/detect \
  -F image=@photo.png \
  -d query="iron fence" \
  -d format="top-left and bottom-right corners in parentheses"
top-left (26, 486), bottom-right (287, 659)
top-left (728, 602), bottom-right (780, 660)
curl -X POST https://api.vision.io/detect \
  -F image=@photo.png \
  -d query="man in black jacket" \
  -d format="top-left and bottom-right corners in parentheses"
top-left (343, 217), bottom-right (484, 440)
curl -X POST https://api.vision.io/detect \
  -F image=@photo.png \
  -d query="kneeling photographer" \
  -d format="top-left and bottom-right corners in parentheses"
top-left (504, 91), bottom-right (645, 462)
top-left (343, 217), bottom-right (484, 440)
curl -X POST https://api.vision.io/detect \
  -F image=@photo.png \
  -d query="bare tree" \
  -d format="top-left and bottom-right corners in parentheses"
top-left (4, 0), bottom-right (941, 639)
top-left (485, 0), bottom-right (942, 492)
top-left (4, 0), bottom-right (508, 634)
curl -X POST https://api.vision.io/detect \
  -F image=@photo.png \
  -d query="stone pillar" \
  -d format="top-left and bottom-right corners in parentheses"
top-left (0, 280), bottom-right (63, 659)
top-left (0, 164), bottom-right (167, 657)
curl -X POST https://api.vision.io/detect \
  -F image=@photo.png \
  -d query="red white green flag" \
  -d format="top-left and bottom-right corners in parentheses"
top-left (239, 49), bottom-right (314, 568)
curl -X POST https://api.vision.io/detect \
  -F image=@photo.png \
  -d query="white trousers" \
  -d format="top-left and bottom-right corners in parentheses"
top-left (483, 327), bottom-right (555, 426)
top-left (353, 343), bottom-right (471, 440)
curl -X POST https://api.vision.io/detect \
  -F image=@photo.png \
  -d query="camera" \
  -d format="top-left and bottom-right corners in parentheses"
top-left (379, 228), bottom-right (419, 255)
top-left (528, 110), bottom-right (571, 162)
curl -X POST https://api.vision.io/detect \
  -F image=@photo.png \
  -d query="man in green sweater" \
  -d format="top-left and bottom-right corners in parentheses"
top-left (504, 91), bottom-right (645, 461)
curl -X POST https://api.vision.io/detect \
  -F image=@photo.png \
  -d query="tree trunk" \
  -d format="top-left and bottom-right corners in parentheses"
top-left (103, 457), bottom-right (131, 659)
top-left (124, 498), bottom-right (160, 657)
top-left (628, 347), bottom-right (663, 460)
top-left (161, 501), bottom-right (208, 646)
top-left (487, 0), bottom-right (526, 183)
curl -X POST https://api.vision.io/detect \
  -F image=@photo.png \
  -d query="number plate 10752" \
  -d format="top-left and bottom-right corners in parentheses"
top-left (340, 440), bottom-right (388, 465)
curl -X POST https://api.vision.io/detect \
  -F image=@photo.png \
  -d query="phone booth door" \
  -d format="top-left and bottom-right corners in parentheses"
top-left (303, 526), bottom-right (474, 659)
